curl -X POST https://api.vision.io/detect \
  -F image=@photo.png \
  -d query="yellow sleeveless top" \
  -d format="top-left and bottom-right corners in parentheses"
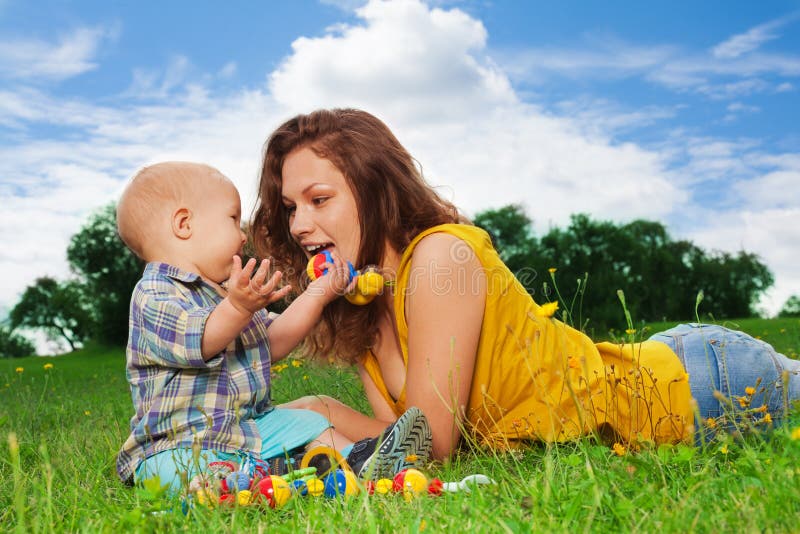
top-left (362, 224), bottom-right (693, 447)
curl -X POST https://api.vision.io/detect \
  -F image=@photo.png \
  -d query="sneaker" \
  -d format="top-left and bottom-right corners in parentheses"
top-left (345, 406), bottom-right (432, 479)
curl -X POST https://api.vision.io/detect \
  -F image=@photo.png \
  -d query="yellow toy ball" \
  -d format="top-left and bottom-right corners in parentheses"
top-left (306, 478), bottom-right (325, 497)
top-left (375, 478), bottom-right (393, 495)
top-left (401, 469), bottom-right (429, 501)
top-left (237, 490), bottom-right (252, 506)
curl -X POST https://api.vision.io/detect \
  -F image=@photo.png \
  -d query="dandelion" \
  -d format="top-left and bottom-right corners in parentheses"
top-left (537, 301), bottom-right (559, 318)
top-left (291, 360), bottom-right (302, 368)
top-left (763, 413), bottom-right (773, 425)
top-left (745, 386), bottom-right (755, 396)
top-left (706, 417), bottom-right (717, 429)
top-left (736, 396), bottom-right (750, 408)
top-left (43, 363), bottom-right (54, 370)
top-left (612, 443), bottom-right (626, 456)
top-left (15, 367), bottom-right (23, 374)
top-left (719, 444), bottom-right (729, 454)
top-left (791, 427), bottom-right (800, 440)
top-left (548, 268), bottom-right (557, 274)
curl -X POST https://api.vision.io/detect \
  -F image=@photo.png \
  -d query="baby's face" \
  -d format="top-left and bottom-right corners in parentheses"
top-left (185, 177), bottom-right (247, 284)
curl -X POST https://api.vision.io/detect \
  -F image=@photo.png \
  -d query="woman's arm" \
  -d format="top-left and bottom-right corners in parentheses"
top-left (403, 233), bottom-right (485, 459)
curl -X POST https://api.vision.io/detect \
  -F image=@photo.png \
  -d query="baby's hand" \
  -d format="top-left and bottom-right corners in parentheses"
top-left (227, 256), bottom-right (292, 316)
top-left (308, 251), bottom-right (355, 302)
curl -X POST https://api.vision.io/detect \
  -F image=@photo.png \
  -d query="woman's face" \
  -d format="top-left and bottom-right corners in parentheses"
top-left (281, 146), bottom-right (362, 265)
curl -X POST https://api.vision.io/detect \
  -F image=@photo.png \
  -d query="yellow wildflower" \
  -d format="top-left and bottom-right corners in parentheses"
top-left (625, 328), bottom-right (636, 335)
top-left (84, 410), bottom-right (91, 416)
top-left (745, 386), bottom-right (755, 396)
top-left (537, 301), bottom-right (559, 318)
top-left (15, 367), bottom-right (23, 374)
top-left (790, 427), bottom-right (800, 440)
top-left (612, 443), bottom-right (626, 456)
top-left (291, 360), bottom-right (302, 368)
top-left (754, 405), bottom-right (767, 413)
top-left (780, 328), bottom-right (786, 333)
top-left (706, 417), bottom-right (717, 429)
top-left (548, 268), bottom-right (557, 274)
top-left (419, 519), bottom-right (427, 532)
top-left (763, 413), bottom-right (773, 425)
top-left (43, 363), bottom-right (54, 370)
top-left (719, 444), bottom-right (729, 454)
top-left (736, 396), bottom-right (750, 408)
top-left (302, 375), bottom-right (308, 380)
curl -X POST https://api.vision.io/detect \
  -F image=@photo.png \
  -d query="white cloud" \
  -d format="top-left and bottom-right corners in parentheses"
top-left (712, 17), bottom-right (786, 59)
top-left (0, 25), bottom-right (116, 81)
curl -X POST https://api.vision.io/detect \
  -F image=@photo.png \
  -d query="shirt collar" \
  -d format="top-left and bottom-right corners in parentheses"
top-left (143, 262), bottom-right (202, 284)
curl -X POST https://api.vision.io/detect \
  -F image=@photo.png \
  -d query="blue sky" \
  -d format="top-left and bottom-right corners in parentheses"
top-left (1, 0), bottom-right (798, 350)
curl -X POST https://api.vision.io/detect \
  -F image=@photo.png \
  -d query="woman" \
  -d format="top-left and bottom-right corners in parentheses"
top-left (252, 108), bottom-right (800, 459)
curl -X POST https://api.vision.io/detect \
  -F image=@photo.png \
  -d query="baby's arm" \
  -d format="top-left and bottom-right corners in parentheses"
top-left (201, 256), bottom-right (291, 360)
top-left (267, 252), bottom-right (352, 360)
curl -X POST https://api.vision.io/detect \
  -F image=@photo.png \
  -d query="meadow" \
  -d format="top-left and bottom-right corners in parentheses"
top-left (2, 317), bottom-right (800, 532)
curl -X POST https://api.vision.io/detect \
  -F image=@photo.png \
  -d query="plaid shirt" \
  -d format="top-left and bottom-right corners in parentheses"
top-left (116, 262), bottom-right (273, 483)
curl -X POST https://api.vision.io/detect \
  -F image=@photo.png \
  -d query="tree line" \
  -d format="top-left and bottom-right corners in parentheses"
top-left (0, 203), bottom-right (795, 357)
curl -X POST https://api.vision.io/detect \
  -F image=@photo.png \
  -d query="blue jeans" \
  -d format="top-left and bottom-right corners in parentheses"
top-left (649, 323), bottom-right (800, 428)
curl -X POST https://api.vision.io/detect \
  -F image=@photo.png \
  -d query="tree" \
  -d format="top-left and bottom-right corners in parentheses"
top-left (0, 325), bottom-right (35, 358)
top-left (67, 203), bottom-right (143, 344)
top-left (10, 277), bottom-right (93, 351)
top-left (779, 295), bottom-right (800, 317)
top-left (473, 206), bottom-right (775, 332)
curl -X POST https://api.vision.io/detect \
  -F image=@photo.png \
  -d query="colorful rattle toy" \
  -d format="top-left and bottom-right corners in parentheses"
top-left (306, 250), bottom-right (385, 305)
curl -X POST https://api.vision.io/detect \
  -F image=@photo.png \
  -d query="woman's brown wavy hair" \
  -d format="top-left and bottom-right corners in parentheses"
top-left (252, 108), bottom-right (461, 362)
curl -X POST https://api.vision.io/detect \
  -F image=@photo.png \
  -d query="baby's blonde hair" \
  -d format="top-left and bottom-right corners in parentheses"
top-left (117, 162), bottom-right (227, 259)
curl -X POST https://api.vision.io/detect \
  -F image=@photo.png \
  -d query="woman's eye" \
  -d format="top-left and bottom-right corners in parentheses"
top-left (285, 205), bottom-right (296, 214)
top-left (313, 197), bottom-right (328, 206)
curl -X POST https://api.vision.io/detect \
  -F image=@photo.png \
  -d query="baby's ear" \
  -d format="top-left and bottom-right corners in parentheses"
top-left (172, 207), bottom-right (192, 239)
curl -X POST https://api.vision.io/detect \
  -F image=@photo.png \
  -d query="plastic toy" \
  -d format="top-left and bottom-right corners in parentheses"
top-left (323, 469), bottom-right (360, 498)
top-left (254, 475), bottom-right (292, 508)
top-left (306, 250), bottom-right (385, 305)
top-left (441, 474), bottom-right (494, 493)
top-left (186, 453), bottom-right (495, 510)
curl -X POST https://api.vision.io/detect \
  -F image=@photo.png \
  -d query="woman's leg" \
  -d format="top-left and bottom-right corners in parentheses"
top-left (280, 395), bottom-right (390, 442)
top-left (650, 323), bottom-right (800, 427)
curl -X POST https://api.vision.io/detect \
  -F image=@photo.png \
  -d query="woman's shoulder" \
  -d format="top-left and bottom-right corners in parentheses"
top-left (406, 224), bottom-right (492, 258)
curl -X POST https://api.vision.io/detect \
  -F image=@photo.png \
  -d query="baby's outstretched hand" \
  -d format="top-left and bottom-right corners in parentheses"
top-left (227, 256), bottom-right (292, 316)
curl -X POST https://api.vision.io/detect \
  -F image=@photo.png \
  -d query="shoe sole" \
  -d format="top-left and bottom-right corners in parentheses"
top-left (357, 406), bottom-right (432, 479)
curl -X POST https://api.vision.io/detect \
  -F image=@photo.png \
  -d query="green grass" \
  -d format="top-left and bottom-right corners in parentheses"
top-left (2, 320), bottom-right (800, 532)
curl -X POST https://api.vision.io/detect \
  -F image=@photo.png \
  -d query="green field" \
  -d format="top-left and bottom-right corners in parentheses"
top-left (2, 318), bottom-right (800, 532)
